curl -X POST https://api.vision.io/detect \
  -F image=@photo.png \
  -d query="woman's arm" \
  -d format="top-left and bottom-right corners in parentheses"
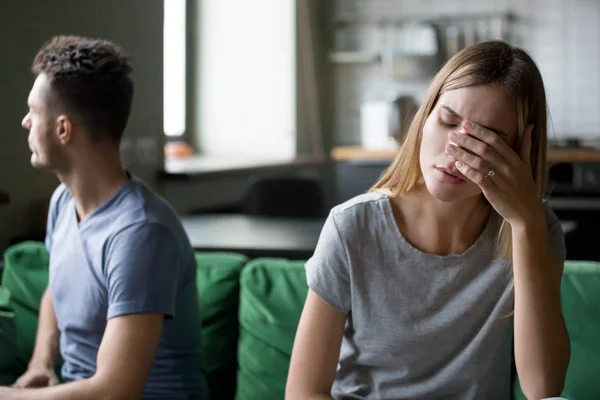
top-left (512, 216), bottom-right (570, 400)
top-left (447, 121), bottom-right (570, 398)
top-left (286, 290), bottom-right (347, 400)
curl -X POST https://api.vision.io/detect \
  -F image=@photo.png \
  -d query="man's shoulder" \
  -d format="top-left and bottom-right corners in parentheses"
top-left (86, 178), bottom-right (193, 261)
top-left (106, 200), bottom-right (191, 259)
top-left (49, 183), bottom-right (72, 213)
top-left (124, 178), bottom-right (182, 224)
top-left (102, 219), bottom-right (195, 278)
top-left (46, 184), bottom-right (73, 240)
top-left (112, 220), bottom-right (180, 245)
top-left (104, 178), bottom-right (184, 239)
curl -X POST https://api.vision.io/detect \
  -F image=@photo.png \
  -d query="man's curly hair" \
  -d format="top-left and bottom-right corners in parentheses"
top-left (32, 35), bottom-right (134, 144)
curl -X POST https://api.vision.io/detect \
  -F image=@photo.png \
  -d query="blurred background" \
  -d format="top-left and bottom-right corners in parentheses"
top-left (1, 0), bottom-right (599, 261)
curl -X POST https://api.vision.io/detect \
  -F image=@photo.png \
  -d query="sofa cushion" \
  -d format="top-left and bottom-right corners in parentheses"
top-left (513, 260), bottom-right (600, 399)
top-left (0, 286), bottom-right (17, 374)
top-left (236, 258), bottom-right (308, 400)
top-left (196, 252), bottom-right (248, 400)
top-left (1, 242), bottom-right (49, 372)
top-left (2, 241), bottom-right (49, 312)
top-left (9, 300), bottom-right (40, 372)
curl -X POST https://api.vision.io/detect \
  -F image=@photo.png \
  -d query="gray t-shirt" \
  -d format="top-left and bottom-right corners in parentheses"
top-left (46, 178), bottom-right (207, 399)
top-left (305, 192), bottom-right (565, 400)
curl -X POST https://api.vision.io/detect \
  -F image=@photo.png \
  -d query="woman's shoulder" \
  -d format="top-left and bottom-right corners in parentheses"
top-left (541, 200), bottom-right (561, 231)
top-left (541, 200), bottom-right (566, 261)
top-left (327, 191), bottom-right (393, 234)
top-left (331, 191), bottom-right (390, 218)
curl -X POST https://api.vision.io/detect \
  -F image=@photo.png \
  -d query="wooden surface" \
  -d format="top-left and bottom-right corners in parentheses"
top-left (162, 154), bottom-right (326, 178)
top-left (547, 148), bottom-right (600, 162)
top-left (331, 145), bottom-right (600, 163)
top-left (181, 214), bottom-right (325, 259)
top-left (331, 146), bottom-right (398, 162)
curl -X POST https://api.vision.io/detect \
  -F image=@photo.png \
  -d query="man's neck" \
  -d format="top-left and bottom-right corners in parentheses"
top-left (58, 152), bottom-right (129, 222)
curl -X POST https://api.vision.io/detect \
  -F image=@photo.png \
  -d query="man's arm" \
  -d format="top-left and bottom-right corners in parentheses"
top-left (28, 288), bottom-right (60, 369)
top-left (16, 183), bottom-right (67, 382)
top-left (12, 288), bottom-right (60, 388)
top-left (1, 313), bottom-right (164, 400)
top-left (24, 184), bottom-right (65, 372)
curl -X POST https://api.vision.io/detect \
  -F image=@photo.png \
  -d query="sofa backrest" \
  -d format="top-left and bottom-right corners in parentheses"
top-left (236, 258), bottom-right (308, 400)
top-left (1, 242), bottom-right (599, 399)
top-left (513, 261), bottom-right (600, 399)
top-left (242, 259), bottom-right (600, 400)
top-left (195, 252), bottom-right (248, 400)
top-left (0, 286), bottom-right (17, 383)
top-left (2, 241), bottom-right (50, 372)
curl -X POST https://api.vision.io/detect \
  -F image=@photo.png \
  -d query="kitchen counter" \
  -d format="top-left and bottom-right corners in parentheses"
top-left (331, 146), bottom-right (600, 163)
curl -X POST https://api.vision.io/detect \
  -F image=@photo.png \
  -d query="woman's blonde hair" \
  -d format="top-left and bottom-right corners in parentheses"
top-left (370, 41), bottom-right (548, 260)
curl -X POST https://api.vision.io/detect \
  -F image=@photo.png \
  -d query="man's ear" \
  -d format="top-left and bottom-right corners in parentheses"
top-left (56, 115), bottom-right (72, 145)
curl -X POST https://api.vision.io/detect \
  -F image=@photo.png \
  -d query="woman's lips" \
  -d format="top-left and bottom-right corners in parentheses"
top-left (435, 167), bottom-right (465, 184)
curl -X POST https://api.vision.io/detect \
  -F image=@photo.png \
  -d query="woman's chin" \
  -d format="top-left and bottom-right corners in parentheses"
top-left (424, 176), bottom-right (478, 203)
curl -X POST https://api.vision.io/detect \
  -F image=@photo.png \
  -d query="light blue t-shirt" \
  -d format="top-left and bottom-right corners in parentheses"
top-left (45, 177), bottom-right (207, 399)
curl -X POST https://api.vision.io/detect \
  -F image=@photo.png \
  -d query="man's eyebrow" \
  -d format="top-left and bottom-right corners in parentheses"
top-left (440, 105), bottom-right (508, 137)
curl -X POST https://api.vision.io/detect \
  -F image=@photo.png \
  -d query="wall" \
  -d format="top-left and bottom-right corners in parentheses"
top-left (332, 0), bottom-right (600, 145)
top-left (0, 0), bottom-right (164, 251)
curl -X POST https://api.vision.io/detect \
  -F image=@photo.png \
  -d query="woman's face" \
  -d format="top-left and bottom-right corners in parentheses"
top-left (419, 85), bottom-right (519, 203)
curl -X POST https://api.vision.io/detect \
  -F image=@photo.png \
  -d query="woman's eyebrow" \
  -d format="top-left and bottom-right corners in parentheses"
top-left (440, 104), bottom-right (508, 137)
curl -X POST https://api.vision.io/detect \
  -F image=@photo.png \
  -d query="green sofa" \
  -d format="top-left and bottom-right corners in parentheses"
top-left (0, 241), bottom-right (599, 399)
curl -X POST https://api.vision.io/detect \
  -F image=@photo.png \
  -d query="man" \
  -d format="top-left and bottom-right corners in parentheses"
top-left (0, 35), bottom-right (207, 399)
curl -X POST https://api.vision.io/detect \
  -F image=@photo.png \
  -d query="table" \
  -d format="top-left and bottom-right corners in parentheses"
top-left (180, 214), bottom-right (325, 259)
top-left (180, 214), bottom-right (577, 260)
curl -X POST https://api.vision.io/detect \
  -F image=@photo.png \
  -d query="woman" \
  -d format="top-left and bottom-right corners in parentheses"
top-left (286, 41), bottom-right (570, 400)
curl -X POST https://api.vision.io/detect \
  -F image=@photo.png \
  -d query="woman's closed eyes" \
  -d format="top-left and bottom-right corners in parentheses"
top-left (438, 117), bottom-right (458, 130)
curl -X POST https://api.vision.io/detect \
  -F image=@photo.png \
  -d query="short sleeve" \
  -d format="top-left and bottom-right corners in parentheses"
top-left (543, 202), bottom-right (566, 262)
top-left (305, 212), bottom-right (351, 313)
top-left (105, 222), bottom-right (182, 320)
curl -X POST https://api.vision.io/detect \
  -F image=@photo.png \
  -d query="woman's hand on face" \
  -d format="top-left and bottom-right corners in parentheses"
top-left (445, 121), bottom-right (543, 229)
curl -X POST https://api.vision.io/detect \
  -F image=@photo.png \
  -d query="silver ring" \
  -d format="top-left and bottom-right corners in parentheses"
top-left (486, 169), bottom-right (496, 178)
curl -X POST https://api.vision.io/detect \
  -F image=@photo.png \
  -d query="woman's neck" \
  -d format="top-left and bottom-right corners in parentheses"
top-left (390, 184), bottom-right (491, 256)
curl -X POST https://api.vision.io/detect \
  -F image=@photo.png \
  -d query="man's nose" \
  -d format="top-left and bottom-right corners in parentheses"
top-left (22, 114), bottom-right (30, 130)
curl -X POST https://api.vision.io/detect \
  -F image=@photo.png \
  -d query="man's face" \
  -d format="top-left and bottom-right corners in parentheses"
top-left (22, 74), bottom-right (63, 170)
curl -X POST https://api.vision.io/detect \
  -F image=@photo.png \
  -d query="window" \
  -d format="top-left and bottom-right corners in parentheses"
top-left (164, 0), bottom-right (297, 165)
top-left (163, 0), bottom-right (186, 137)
